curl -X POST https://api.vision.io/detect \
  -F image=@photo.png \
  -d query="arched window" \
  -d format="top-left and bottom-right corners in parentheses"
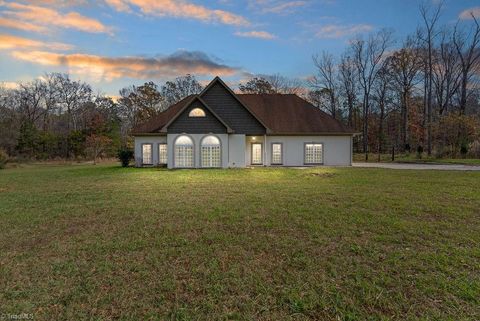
top-left (174, 135), bottom-right (194, 167)
top-left (201, 135), bottom-right (221, 168)
top-left (189, 108), bottom-right (206, 117)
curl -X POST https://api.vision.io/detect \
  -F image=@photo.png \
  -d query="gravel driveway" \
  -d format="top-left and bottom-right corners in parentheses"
top-left (353, 162), bottom-right (480, 171)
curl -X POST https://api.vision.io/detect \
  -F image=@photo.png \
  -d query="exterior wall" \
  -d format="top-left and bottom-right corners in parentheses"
top-left (134, 136), bottom-right (167, 167)
top-left (167, 101), bottom-right (227, 134)
top-left (246, 135), bottom-right (352, 166)
top-left (167, 133), bottom-right (229, 169)
top-left (135, 134), bottom-right (353, 168)
top-left (228, 134), bottom-right (246, 168)
top-left (201, 82), bottom-right (265, 135)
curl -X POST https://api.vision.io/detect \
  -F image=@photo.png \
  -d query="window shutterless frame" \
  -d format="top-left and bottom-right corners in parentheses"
top-left (270, 142), bottom-right (283, 165)
top-left (303, 142), bottom-right (324, 165)
top-left (141, 143), bottom-right (153, 165)
top-left (251, 142), bottom-right (263, 165)
top-left (174, 135), bottom-right (195, 168)
top-left (200, 135), bottom-right (222, 168)
top-left (158, 143), bottom-right (167, 165)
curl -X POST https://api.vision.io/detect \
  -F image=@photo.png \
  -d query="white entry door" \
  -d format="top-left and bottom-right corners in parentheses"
top-left (251, 143), bottom-right (262, 165)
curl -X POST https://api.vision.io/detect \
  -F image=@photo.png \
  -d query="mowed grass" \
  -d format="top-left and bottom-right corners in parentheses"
top-left (0, 164), bottom-right (479, 320)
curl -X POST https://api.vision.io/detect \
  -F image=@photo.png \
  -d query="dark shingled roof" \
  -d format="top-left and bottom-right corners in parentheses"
top-left (132, 92), bottom-right (355, 135)
top-left (237, 94), bottom-right (355, 134)
top-left (131, 95), bottom-right (194, 134)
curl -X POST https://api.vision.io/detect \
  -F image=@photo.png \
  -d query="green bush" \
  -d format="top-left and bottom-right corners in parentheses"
top-left (117, 148), bottom-right (134, 167)
top-left (0, 149), bottom-right (9, 169)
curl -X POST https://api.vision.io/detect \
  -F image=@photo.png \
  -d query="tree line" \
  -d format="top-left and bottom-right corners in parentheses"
top-left (0, 3), bottom-right (479, 164)
top-left (306, 4), bottom-right (480, 160)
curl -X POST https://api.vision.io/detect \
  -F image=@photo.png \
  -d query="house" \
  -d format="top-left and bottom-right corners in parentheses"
top-left (132, 77), bottom-right (355, 168)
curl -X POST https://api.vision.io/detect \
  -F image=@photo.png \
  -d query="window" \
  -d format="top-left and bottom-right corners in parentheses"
top-left (142, 144), bottom-right (152, 165)
top-left (251, 143), bottom-right (262, 165)
top-left (304, 143), bottom-right (323, 164)
top-left (271, 143), bottom-right (282, 165)
top-left (158, 143), bottom-right (167, 164)
top-left (201, 135), bottom-right (221, 168)
top-left (189, 108), bottom-right (206, 117)
top-left (174, 135), bottom-right (194, 167)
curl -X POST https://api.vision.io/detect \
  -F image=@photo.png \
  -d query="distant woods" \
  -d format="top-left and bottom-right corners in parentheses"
top-left (0, 74), bottom-right (205, 161)
top-left (306, 3), bottom-right (480, 160)
top-left (0, 3), bottom-right (479, 163)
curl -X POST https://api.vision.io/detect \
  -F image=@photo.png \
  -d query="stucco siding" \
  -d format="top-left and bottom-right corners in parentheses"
top-left (134, 136), bottom-right (167, 167)
top-left (228, 134), bottom-right (246, 168)
top-left (246, 135), bottom-right (352, 166)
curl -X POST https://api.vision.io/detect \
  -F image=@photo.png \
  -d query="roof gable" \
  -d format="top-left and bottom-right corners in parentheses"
top-left (162, 96), bottom-right (233, 134)
top-left (200, 77), bottom-right (268, 135)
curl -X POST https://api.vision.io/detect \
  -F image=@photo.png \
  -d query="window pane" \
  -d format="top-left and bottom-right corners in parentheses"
top-left (252, 143), bottom-right (262, 164)
top-left (189, 108), bottom-right (206, 117)
top-left (159, 144), bottom-right (167, 164)
top-left (305, 143), bottom-right (323, 164)
top-left (272, 143), bottom-right (282, 164)
top-left (201, 135), bottom-right (221, 167)
top-left (175, 136), bottom-right (194, 167)
top-left (142, 144), bottom-right (152, 164)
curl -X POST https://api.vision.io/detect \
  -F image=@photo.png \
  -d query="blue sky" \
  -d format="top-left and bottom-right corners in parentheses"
top-left (0, 0), bottom-right (478, 96)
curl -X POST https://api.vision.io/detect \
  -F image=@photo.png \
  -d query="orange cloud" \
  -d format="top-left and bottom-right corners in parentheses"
top-left (234, 30), bottom-right (277, 40)
top-left (10, 50), bottom-right (240, 81)
top-left (0, 16), bottom-right (47, 32)
top-left (459, 7), bottom-right (480, 20)
top-left (105, 0), bottom-right (249, 26)
top-left (0, 34), bottom-right (73, 50)
top-left (1, 1), bottom-right (112, 34)
top-left (315, 24), bottom-right (373, 38)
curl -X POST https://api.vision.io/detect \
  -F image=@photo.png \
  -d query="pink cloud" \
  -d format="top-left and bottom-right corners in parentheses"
top-left (234, 30), bottom-right (277, 40)
top-left (459, 7), bottom-right (480, 20)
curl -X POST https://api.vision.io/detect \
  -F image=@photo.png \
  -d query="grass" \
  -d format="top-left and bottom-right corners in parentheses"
top-left (0, 164), bottom-right (479, 320)
top-left (353, 153), bottom-right (480, 166)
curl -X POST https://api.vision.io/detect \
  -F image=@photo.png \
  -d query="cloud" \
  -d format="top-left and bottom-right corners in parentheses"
top-left (0, 1), bottom-right (113, 34)
top-left (248, 0), bottom-right (307, 15)
top-left (315, 24), bottom-right (373, 39)
top-left (10, 50), bottom-right (240, 81)
top-left (0, 34), bottom-right (73, 50)
top-left (0, 81), bottom-right (20, 90)
top-left (459, 7), bottom-right (480, 20)
top-left (0, 16), bottom-right (47, 32)
top-left (263, 1), bottom-right (307, 14)
top-left (104, 0), bottom-right (250, 26)
top-left (234, 30), bottom-right (277, 39)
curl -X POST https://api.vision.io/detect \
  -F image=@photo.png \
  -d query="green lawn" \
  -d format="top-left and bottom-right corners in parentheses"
top-left (0, 164), bottom-right (479, 320)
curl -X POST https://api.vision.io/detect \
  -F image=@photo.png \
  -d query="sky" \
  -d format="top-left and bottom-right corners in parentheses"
top-left (0, 0), bottom-right (479, 96)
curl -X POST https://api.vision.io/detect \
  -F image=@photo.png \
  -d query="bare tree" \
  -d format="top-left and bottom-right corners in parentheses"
top-left (432, 30), bottom-right (462, 115)
top-left (338, 53), bottom-right (358, 128)
top-left (419, 1), bottom-right (443, 155)
top-left (373, 63), bottom-right (394, 161)
top-left (264, 74), bottom-right (304, 95)
top-left (351, 29), bottom-right (394, 160)
top-left (311, 52), bottom-right (338, 119)
top-left (453, 14), bottom-right (480, 114)
top-left (388, 37), bottom-right (422, 149)
top-left (161, 74), bottom-right (203, 107)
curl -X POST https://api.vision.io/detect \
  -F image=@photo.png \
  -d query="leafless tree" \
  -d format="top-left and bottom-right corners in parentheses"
top-left (373, 63), bottom-right (394, 160)
top-left (338, 53), bottom-right (358, 128)
top-left (264, 74), bottom-right (304, 95)
top-left (311, 52), bottom-right (338, 119)
top-left (432, 30), bottom-right (462, 115)
top-left (388, 37), bottom-right (423, 149)
top-left (419, 1), bottom-right (443, 155)
top-left (453, 14), bottom-right (480, 114)
top-left (351, 29), bottom-right (394, 160)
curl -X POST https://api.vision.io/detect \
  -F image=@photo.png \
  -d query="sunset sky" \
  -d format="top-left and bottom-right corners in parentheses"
top-left (0, 0), bottom-right (479, 96)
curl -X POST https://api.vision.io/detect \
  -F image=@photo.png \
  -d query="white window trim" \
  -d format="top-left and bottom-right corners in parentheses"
top-left (158, 143), bottom-right (167, 165)
top-left (141, 143), bottom-right (153, 165)
top-left (174, 135), bottom-right (195, 168)
top-left (271, 142), bottom-right (283, 165)
top-left (251, 142), bottom-right (263, 165)
top-left (304, 142), bottom-right (324, 165)
top-left (200, 135), bottom-right (222, 168)
top-left (188, 108), bottom-right (206, 117)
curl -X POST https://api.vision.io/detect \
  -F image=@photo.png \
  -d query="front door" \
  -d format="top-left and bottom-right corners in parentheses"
top-left (251, 143), bottom-right (262, 165)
